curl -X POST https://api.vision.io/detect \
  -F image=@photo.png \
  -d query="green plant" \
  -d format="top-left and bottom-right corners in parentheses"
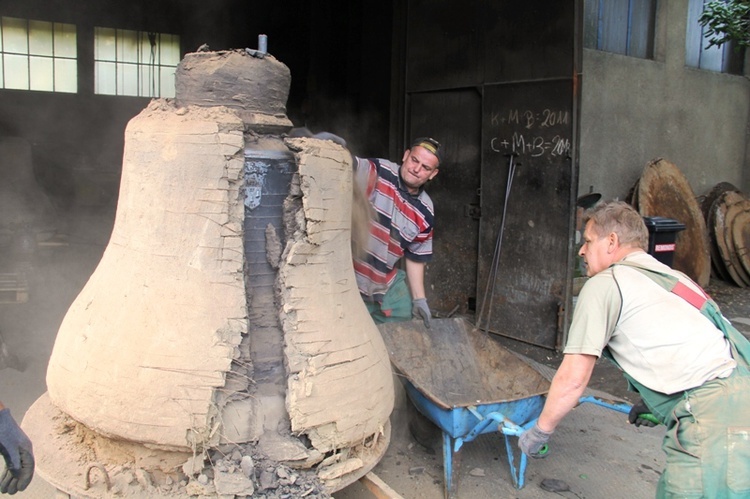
top-left (699, 0), bottom-right (750, 50)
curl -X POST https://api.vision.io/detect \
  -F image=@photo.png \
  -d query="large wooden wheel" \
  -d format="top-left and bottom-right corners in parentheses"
top-left (733, 207), bottom-right (750, 280)
top-left (636, 158), bottom-right (711, 287)
top-left (703, 183), bottom-right (741, 281)
top-left (712, 190), bottom-right (750, 287)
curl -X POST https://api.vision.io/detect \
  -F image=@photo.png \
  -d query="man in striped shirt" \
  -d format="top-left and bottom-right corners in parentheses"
top-left (353, 138), bottom-right (441, 328)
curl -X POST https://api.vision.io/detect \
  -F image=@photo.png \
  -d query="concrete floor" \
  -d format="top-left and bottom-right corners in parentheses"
top-left (2, 207), bottom-right (749, 498)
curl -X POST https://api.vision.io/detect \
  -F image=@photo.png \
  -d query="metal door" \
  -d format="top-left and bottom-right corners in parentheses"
top-left (477, 81), bottom-right (576, 348)
top-left (408, 90), bottom-right (482, 315)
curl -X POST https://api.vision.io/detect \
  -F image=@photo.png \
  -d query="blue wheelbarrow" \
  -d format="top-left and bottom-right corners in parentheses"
top-left (378, 318), bottom-right (551, 498)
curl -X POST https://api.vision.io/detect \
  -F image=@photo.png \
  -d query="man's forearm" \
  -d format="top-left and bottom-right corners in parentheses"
top-left (537, 354), bottom-right (597, 432)
top-left (404, 259), bottom-right (426, 299)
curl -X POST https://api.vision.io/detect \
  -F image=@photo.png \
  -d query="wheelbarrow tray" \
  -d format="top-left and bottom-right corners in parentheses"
top-left (379, 317), bottom-right (549, 419)
top-left (401, 380), bottom-right (546, 439)
top-left (378, 318), bottom-right (550, 494)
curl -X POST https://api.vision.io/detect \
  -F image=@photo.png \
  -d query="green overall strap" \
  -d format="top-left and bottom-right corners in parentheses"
top-left (613, 261), bottom-right (750, 371)
top-left (606, 261), bottom-right (750, 423)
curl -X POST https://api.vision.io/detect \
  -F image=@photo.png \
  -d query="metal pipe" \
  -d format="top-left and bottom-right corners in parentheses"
top-left (245, 34), bottom-right (268, 59)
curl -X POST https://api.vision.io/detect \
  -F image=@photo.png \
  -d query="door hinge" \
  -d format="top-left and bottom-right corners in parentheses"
top-left (464, 203), bottom-right (481, 220)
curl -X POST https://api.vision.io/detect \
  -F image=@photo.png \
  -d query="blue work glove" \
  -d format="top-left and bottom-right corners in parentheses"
top-left (412, 298), bottom-right (431, 328)
top-left (518, 423), bottom-right (552, 459)
top-left (0, 408), bottom-right (34, 494)
top-left (628, 399), bottom-right (659, 427)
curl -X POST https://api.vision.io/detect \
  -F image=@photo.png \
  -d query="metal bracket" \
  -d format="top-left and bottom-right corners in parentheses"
top-left (464, 203), bottom-right (481, 220)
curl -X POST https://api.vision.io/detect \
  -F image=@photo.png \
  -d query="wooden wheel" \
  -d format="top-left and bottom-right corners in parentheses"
top-left (636, 158), bottom-right (711, 286)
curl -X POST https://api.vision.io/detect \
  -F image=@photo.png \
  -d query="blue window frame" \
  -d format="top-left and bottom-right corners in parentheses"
top-left (686, 0), bottom-right (745, 74)
top-left (584, 0), bottom-right (657, 59)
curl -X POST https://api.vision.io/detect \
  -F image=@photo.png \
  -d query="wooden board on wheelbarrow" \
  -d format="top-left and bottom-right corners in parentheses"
top-left (378, 318), bottom-right (550, 410)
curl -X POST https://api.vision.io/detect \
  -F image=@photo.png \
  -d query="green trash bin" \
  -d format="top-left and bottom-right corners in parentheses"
top-left (642, 216), bottom-right (686, 267)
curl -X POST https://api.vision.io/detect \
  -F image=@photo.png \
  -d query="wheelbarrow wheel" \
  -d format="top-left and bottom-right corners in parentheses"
top-left (407, 400), bottom-right (441, 453)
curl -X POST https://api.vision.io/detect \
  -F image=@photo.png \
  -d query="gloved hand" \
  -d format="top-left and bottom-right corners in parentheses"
top-left (628, 399), bottom-right (659, 427)
top-left (518, 423), bottom-right (552, 459)
top-left (412, 298), bottom-right (431, 328)
top-left (0, 408), bottom-right (34, 494)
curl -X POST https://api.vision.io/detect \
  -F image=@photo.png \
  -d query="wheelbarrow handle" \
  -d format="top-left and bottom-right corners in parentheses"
top-left (497, 418), bottom-right (534, 437)
top-left (499, 419), bottom-right (550, 456)
top-left (578, 396), bottom-right (661, 425)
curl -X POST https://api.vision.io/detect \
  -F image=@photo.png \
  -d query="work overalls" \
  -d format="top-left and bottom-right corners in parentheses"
top-left (612, 263), bottom-right (750, 498)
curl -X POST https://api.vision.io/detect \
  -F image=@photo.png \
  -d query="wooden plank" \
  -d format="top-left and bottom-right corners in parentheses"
top-left (360, 472), bottom-right (405, 499)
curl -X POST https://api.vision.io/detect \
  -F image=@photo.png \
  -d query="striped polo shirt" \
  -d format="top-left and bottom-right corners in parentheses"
top-left (353, 157), bottom-right (434, 302)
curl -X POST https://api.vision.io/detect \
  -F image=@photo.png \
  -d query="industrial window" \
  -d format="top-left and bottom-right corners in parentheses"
top-left (0, 16), bottom-right (77, 93)
top-left (94, 27), bottom-right (180, 97)
top-left (583, 0), bottom-right (657, 59)
top-left (686, 0), bottom-right (744, 74)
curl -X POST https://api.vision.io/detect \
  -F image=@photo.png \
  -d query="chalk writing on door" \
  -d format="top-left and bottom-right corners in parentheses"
top-left (488, 108), bottom-right (571, 158)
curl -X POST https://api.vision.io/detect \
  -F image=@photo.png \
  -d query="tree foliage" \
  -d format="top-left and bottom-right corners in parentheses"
top-left (699, 0), bottom-right (750, 49)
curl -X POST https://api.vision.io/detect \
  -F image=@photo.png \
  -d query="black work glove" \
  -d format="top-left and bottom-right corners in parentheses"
top-left (628, 399), bottom-right (659, 427)
top-left (0, 408), bottom-right (34, 494)
top-left (518, 423), bottom-right (552, 459)
top-left (412, 298), bottom-right (431, 328)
